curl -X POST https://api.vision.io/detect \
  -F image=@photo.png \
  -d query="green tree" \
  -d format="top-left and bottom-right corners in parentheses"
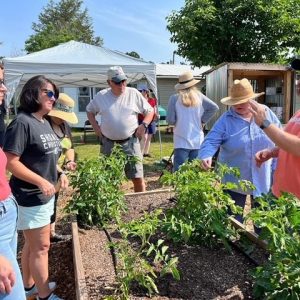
top-left (25, 0), bottom-right (103, 53)
top-left (125, 51), bottom-right (141, 59)
top-left (167, 0), bottom-right (300, 66)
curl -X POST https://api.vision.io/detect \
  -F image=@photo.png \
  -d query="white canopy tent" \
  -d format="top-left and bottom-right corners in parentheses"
top-left (3, 41), bottom-right (164, 158)
top-left (3, 40), bottom-right (157, 106)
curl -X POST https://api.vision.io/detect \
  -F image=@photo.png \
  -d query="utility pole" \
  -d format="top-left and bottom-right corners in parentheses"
top-left (172, 51), bottom-right (177, 64)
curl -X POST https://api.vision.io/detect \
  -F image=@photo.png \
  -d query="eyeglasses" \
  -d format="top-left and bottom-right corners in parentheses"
top-left (42, 89), bottom-right (56, 101)
top-left (112, 80), bottom-right (126, 86)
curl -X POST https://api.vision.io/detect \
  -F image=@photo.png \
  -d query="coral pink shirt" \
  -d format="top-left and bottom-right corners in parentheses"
top-left (0, 148), bottom-right (11, 201)
top-left (272, 110), bottom-right (300, 198)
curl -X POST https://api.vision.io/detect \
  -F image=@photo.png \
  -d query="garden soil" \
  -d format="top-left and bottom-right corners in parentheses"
top-left (20, 173), bottom-right (265, 300)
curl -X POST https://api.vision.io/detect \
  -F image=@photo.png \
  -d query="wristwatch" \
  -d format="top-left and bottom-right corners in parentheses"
top-left (142, 121), bottom-right (149, 129)
top-left (260, 119), bottom-right (271, 130)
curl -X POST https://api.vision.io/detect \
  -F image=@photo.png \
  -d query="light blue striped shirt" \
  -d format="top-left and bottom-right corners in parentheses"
top-left (199, 106), bottom-right (282, 197)
top-left (166, 92), bottom-right (219, 149)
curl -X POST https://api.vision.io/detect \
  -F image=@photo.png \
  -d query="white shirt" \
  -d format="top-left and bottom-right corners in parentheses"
top-left (86, 87), bottom-right (153, 140)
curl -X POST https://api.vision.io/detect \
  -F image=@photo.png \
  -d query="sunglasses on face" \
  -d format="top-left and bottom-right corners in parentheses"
top-left (112, 80), bottom-right (126, 86)
top-left (41, 89), bottom-right (56, 101)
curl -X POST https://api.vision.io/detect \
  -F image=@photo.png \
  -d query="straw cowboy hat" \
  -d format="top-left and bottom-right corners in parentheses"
top-left (175, 71), bottom-right (200, 90)
top-left (221, 78), bottom-right (265, 106)
top-left (48, 93), bottom-right (78, 124)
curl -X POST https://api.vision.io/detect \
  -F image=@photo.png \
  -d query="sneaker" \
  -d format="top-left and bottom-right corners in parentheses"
top-left (37, 293), bottom-right (63, 300)
top-left (50, 233), bottom-right (72, 243)
top-left (26, 282), bottom-right (57, 298)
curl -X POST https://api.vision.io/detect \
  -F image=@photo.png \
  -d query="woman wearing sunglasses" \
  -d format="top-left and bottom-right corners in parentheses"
top-left (3, 75), bottom-right (66, 300)
top-left (0, 65), bottom-right (26, 299)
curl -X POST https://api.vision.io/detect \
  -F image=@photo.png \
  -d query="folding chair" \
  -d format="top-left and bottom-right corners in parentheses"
top-left (159, 150), bottom-right (174, 178)
top-left (83, 120), bottom-right (99, 143)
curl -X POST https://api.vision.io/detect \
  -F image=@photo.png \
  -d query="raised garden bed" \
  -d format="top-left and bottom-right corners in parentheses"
top-left (43, 163), bottom-right (299, 300)
top-left (76, 189), bottom-right (264, 300)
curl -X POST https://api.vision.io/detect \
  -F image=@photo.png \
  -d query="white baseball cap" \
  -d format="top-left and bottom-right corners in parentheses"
top-left (107, 66), bottom-right (127, 83)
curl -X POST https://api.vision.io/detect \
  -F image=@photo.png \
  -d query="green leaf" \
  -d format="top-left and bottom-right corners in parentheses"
top-left (157, 239), bottom-right (164, 247)
top-left (146, 244), bottom-right (155, 256)
top-left (161, 245), bottom-right (169, 255)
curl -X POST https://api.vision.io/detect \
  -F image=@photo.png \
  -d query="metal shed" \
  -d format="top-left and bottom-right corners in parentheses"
top-left (204, 62), bottom-right (294, 128)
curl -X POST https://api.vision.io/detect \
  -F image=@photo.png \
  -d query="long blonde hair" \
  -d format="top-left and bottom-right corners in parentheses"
top-left (178, 86), bottom-right (201, 107)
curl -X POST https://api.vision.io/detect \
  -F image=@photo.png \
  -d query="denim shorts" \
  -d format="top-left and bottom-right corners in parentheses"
top-left (17, 196), bottom-right (55, 230)
top-left (147, 122), bottom-right (157, 135)
top-left (101, 136), bottom-right (143, 179)
top-left (0, 194), bottom-right (26, 299)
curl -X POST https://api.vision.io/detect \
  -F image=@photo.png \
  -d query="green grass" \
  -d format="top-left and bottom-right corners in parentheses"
top-left (72, 128), bottom-right (174, 173)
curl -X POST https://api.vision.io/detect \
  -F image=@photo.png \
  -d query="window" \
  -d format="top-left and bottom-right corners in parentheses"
top-left (78, 87), bottom-right (106, 112)
top-left (78, 87), bottom-right (91, 112)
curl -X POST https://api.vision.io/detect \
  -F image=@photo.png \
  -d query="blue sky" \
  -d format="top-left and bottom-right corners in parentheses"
top-left (0, 0), bottom-right (186, 63)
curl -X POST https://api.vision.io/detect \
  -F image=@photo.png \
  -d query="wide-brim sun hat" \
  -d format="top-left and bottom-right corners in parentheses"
top-left (221, 78), bottom-right (265, 106)
top-left (175, 71), bottom-right (200, 90)
top-left (48, 93), bottom-right (78, 124)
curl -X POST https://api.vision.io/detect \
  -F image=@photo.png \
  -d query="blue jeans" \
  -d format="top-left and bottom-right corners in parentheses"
top-left (0, 195), bottom-right (25, 300)
top-left (225, 190), bottom-right (261, 234)
top-left (173, 148), bottom-right (199, 171)
top-left (225, 190), bottom-right (249, 223)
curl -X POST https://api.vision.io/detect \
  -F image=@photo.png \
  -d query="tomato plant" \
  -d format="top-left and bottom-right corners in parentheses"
top-left (114, 210), bottom-right (179, 299)
top-left (247, 193), bottom-right (300, 299)
top-left (161, 160), bottom-right (254, 249)
top-left (65, 145), bottom-right (129, 227)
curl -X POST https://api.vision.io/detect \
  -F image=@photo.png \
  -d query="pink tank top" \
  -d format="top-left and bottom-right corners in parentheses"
top-left (0, 148), bottom-right (11, 201)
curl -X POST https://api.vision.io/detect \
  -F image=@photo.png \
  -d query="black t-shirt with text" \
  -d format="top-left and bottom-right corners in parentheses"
top-left (0, 103), bottom-right (6, 132)
top-left (3, 112), bottom-right (61, 207)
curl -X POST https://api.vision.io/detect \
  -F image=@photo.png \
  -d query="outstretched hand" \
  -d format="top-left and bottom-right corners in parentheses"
top-left (255, 147), bottom-right (279, 167)
top-left (255, 149), bottom-right (273, 167)
top-left (65, 161), bottom-right (77, 171)
top-left (200, 157), bottom-right (212, 170)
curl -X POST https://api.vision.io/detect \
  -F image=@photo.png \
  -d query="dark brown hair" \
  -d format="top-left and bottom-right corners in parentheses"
top-left (18, 75), bottom-right (59, 113)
